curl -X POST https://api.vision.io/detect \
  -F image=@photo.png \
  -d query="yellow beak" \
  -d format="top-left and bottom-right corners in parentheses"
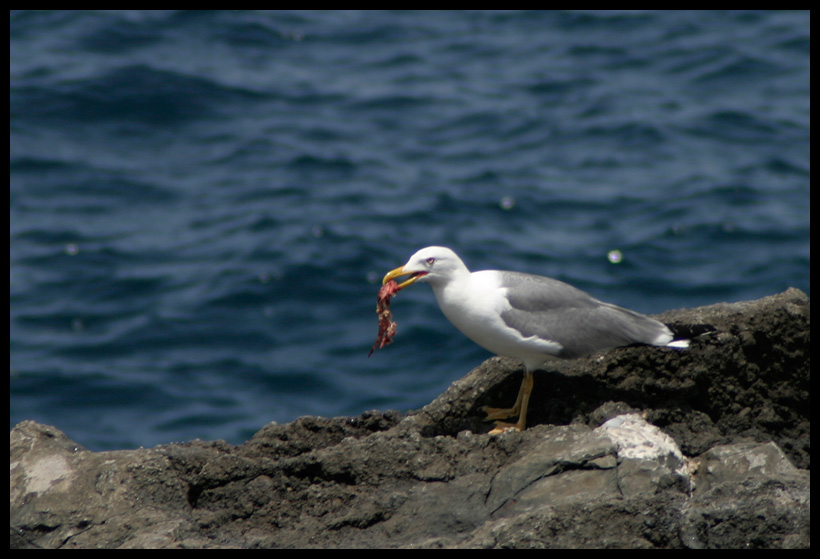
top-left (382, 266), bottom-right (424, 290)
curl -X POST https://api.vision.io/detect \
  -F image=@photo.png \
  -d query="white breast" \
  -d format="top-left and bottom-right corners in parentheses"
top-left (431, 270), bottom-right (563, 366)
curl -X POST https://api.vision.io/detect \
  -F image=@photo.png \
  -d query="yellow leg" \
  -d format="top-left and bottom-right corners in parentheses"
top-left (483, 371), bottom-right (534, 433)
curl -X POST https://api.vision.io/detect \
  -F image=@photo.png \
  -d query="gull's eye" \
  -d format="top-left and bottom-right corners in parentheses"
top-left (425, 257), bottom-right (436, 266)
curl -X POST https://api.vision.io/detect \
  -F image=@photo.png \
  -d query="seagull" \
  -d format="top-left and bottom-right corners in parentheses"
top-left (382, 246), bottom-right (688, 433)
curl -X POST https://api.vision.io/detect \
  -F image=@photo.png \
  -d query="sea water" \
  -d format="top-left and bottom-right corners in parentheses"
top-left (10, 10), bottom-right (809, 449)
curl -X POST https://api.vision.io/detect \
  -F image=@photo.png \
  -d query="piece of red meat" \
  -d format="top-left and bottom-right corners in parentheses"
top-left (368, 280), bottom-right (400, 356)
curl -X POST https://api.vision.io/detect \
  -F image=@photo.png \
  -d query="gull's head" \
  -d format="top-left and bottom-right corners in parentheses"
top-left (382, 246), bottom-right (468, 289)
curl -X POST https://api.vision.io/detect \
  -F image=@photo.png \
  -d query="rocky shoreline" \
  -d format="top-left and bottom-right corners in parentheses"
top-left (10, 288), bottom-right (810, 548)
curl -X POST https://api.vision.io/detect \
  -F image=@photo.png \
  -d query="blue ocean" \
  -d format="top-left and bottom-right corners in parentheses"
top-left (10, 11), bottom-right (810, 451)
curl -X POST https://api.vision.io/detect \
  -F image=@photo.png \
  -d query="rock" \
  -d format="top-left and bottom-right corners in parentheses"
top-left (595, 413), bottom-right (691, 497)
top-left (10, 289), bottom-right (810, 548)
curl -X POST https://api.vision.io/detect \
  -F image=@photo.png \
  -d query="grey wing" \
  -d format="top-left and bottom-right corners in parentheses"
top-left (499, 272), bottom-right (671, 358)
